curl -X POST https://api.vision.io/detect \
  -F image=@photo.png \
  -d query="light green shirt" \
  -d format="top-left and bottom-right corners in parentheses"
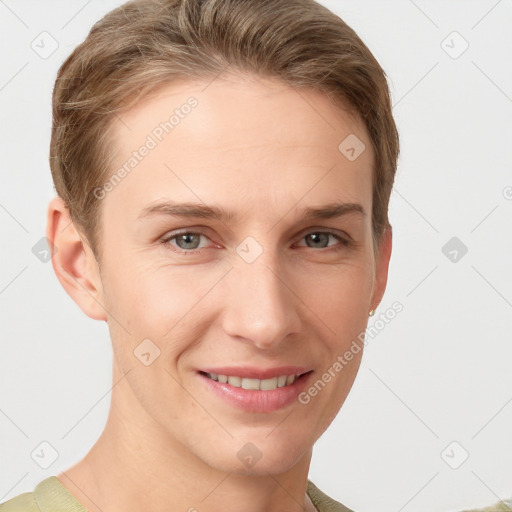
top-left (1, 476), bottom-right (509, 512)
top-left (0, 477), bottom-right (354, 512)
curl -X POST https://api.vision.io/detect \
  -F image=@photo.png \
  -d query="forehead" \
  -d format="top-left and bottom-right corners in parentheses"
top-left (103, 74), bottom-right (373, 225)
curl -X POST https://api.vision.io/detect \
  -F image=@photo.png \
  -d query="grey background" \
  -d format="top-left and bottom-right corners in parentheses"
top-left (1, 1), bottom-right (511, 511)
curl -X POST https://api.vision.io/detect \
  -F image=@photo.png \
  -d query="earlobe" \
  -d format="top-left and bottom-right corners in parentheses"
top-left (46, 196), bottom-right (107, 321)
top-left (370, 224), bottom-right (393, 312)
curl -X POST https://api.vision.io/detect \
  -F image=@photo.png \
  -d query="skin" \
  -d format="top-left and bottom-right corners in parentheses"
top-left (47, 73), bottom-right (392, 512)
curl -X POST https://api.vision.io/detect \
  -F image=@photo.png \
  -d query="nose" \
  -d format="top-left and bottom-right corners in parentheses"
top-left (221, 250), bottom-right (302, 350)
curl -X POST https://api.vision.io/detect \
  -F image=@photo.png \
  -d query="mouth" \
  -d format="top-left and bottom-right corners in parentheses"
top-left (199, 371), bottom-right (309, 390)
top-left (197, 367), bottom-right (314, 412)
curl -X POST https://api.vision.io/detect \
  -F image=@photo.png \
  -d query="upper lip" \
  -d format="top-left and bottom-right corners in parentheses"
top-left (199, 366), bottom-right (313, 380)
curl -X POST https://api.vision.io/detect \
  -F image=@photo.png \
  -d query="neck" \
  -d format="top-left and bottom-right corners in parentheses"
top-left (57, 361), bottom-right (317, 512)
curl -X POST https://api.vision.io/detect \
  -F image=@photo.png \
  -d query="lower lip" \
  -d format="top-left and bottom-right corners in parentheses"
top-left (198, 372), bottom-right (313, 413)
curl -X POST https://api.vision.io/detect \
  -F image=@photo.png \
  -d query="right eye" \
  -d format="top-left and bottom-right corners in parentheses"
top-left (161, 231), bottom-right (213, 253)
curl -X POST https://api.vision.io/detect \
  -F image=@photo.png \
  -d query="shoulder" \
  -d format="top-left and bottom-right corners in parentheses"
top-left (461, 501), bottom-right (512, 512)
top-left (0, 491), bottom-right (39, 512)
top-left (0, 476), bottom-right (87, 512)
top-left (307, 480), bottom-right (356, 512)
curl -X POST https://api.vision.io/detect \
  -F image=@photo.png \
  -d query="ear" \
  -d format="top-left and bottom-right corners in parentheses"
top-left (46, 196), bottom-right (107, 321)
top-left (370, 224), bottom-right (392, 311)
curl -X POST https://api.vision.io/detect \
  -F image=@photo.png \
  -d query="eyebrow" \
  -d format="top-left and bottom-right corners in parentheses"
top-left (138, 200), bottom-right (366, 222)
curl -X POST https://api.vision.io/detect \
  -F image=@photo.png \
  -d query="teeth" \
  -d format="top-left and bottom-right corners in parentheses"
top-left (260, 377), bottom-right (278, 390)
top-left (241, 378), bottom-right (260, 390)
top-left (227, 375), bottom-right (241, 387)
top-left (207, 373), bottom-right (298, 390)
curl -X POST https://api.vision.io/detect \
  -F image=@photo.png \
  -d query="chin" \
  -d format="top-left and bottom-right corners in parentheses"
top-left (199, 431), bottom-right (312, 477)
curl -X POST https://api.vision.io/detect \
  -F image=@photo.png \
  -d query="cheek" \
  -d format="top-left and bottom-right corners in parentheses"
top-left (298, 261), bottom-right (373, 322)
top-left (101, 244), bottom-right (374, 346)
top-left (102, 258), bottom-right (222, 341)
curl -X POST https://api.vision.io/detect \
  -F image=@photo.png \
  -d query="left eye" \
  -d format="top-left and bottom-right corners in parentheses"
top-left (297, 232), bottom-right (348, 249)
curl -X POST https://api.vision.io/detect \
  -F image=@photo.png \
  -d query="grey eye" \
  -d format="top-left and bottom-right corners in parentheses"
top-left (306, 233), bottom-right (329, 248)
top-left (172, 233), bottom-right (203, 250)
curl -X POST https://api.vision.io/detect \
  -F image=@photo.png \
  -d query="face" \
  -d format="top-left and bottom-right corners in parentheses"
top-left (93, 74), bottom-right (387, 475)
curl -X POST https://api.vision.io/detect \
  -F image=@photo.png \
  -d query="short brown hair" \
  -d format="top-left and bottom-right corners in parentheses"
top-left (50, 0), bottom-right (399, 259)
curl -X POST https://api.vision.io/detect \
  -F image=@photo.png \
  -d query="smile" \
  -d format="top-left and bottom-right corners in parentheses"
top-left (197, 367), bottom-right (313, 412)
top-left (204, 372), bottom-right (299, 391)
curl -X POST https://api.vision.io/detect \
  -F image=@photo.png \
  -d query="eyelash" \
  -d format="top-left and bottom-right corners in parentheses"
top-left (160, 230), bottom-right (352, 254)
